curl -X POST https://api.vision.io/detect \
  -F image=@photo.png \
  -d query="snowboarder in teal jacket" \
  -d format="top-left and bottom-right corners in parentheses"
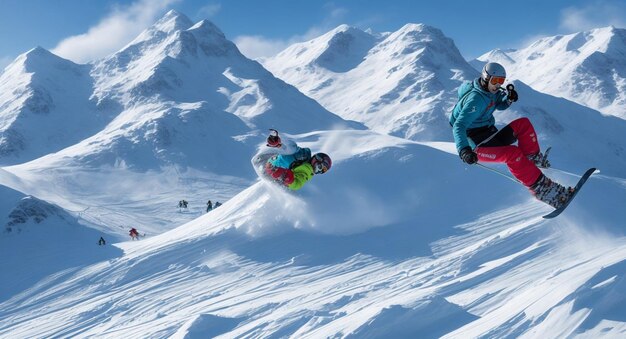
top-left (450, 62), bottom-right (573, 209)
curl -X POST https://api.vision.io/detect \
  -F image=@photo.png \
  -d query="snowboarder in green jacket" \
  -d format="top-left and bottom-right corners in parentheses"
top-left (264, 130), bottom-right (332, 190)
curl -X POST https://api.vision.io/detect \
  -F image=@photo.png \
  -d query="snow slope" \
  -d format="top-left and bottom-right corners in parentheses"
top-left (0, 181), bottom-right (122, 302)
top-left (473, 26), bottom-right (626, 119)
top-left (1, 130), bottom-right (625, 338)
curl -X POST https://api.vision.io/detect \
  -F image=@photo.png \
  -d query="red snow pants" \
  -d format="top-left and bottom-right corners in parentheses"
top-left (470, 118), bottom-right (542, 187)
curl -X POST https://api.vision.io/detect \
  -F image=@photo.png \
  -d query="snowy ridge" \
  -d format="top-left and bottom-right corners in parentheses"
top-left (474, 26), bottom-right (626, 119)
top-left (264, 23), bottom-right (476, 141)
top-left (0, 47), bottom-right (109, 164)
top-left (266, 24), bottom-right (626, 177)
top-left (91, 10), bottom-right (355, 133)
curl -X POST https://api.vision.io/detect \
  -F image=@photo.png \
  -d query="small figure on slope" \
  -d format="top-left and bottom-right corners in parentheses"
top-left (263, 129), bottom-right (332, 190)
top-left (129, 228), bottom-right (140, 241)
top-left (206, 200), bottom-right (213, 212)
top-left (450, 62), bottom-right (573, 209)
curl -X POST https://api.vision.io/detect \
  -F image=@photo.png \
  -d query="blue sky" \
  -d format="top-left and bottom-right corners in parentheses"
top-left (1, 0), bottom-right (625, 69)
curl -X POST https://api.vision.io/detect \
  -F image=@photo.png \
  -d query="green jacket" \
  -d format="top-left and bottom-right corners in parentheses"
top-left (287, 162), bottom-right (314, 190)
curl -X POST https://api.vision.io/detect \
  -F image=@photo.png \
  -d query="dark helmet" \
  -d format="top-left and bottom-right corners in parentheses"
top-left (480, 62), bottom-right (506, 88)
top-left (311, 153), bottom-right (332, 174)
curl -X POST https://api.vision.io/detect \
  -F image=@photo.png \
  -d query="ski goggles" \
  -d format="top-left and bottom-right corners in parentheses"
top-left (313, 162), bottom-right (329, 174)
top-left (489, 76), bottom-right (505, 86)
top-left (312, 155), bottom-right (329, 174)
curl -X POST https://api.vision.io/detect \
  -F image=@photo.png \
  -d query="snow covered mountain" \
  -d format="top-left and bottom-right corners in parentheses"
top-left (472, 26), bottom-right (626, 119)
top-left (0, 10), bottom-right (362, 234)
top-left (263, 24), bottom-right (626, 177)
top-left (81, 10), bottom-right (358, 173)
top-left (0, 47), bottom-right (111, 164)
top-left (1, 11), bottom-right (626, 338)
top-left (263, 24), bottom-right (477, 141)
top-left (91, 11), bottom-right (354, 134)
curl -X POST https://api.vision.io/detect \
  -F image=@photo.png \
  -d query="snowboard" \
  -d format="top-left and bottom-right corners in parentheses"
top-left (542, 167), bottom-right (597, 219)
top-left (251, 129), bottom-right (281, 178)
top-left (251, 152), bottom-right (276, 178)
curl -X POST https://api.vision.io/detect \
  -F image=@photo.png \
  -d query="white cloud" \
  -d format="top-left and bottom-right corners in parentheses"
top-left (234, 4), bottom-right (349, 60)
top-left (560, 1), bottom-right (626, 32)
top-left (234, 35), bottom-right (290, 60)
top-left (234, 26), bottom-right (332, 60)
top-left (52, 0), bottom-right (179, 63)
top-left (198, 3), bottom-right (221, 18)
top-left (326, 6), bottom-right (348, 21)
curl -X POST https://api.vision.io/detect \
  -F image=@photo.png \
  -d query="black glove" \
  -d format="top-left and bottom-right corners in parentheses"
top-left (507, 88), bottom-right (518, 103)
top-left (459, 146), bottom-right (478, 165)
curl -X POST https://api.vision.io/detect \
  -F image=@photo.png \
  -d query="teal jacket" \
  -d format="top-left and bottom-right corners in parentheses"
top-left (450, 79), bottom-right (510, 152)
top-left (269, 147), bottom-right (311, 169)
top-left (268, 138), bottom-right (311, 170)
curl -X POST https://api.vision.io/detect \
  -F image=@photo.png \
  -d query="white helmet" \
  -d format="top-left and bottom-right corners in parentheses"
top-left (481, 62), bottom-right (506, 92)
top-left (481, 62), bottom-right (506, 83)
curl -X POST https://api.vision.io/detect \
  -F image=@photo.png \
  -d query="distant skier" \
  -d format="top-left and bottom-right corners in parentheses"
top-left (129, 228), bottom-right (140, 240)
top-left (214, 201), bottom-right (222, 208)
top-left (98, 236), bottom-right (106, 246)
top-left (450, 62), bottom-right (572, 209)
top-left (263, 129), bottom-right (332, 190)
top-left (206, 200), bottom-right (213, 212)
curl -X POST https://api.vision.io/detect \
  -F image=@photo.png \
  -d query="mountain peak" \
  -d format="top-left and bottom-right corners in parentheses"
top-left (396, 23), bottom-right (443, 36)
top-left (476, 48), bottom-right (517, 64)
top-left (475, 25), bottom-right (626, 118)
top-left (9, 46), bottom-right (78, 73)
top-left (321, 25), bottom-right (372, 43)
top-left (400, 23), bottom-right (427, 30)
top-left (328, 24), bottom-right (360, 35)
top-left (384, 23), bottom-right (452, 51)
top-left (313, 25), bottom-right (376, 72)
top-left (22, 46), bottom-right (61, 61)
top-left (188, 19), bottom-right (226, 40)
top-left (331, 24), bottom-right (350, 31)
top-left (591, 25), bottom-right (626, 49)
top-left (378, 22), bottom-right (461, 62)
top-left (153, 10), bottom-right (194, 33)
top-left (264, 22), bottom-right (476, 140)
top-left (592, 25), bottom-right (619, 34)
top-left (25, 46), bottom-right (51, 56)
